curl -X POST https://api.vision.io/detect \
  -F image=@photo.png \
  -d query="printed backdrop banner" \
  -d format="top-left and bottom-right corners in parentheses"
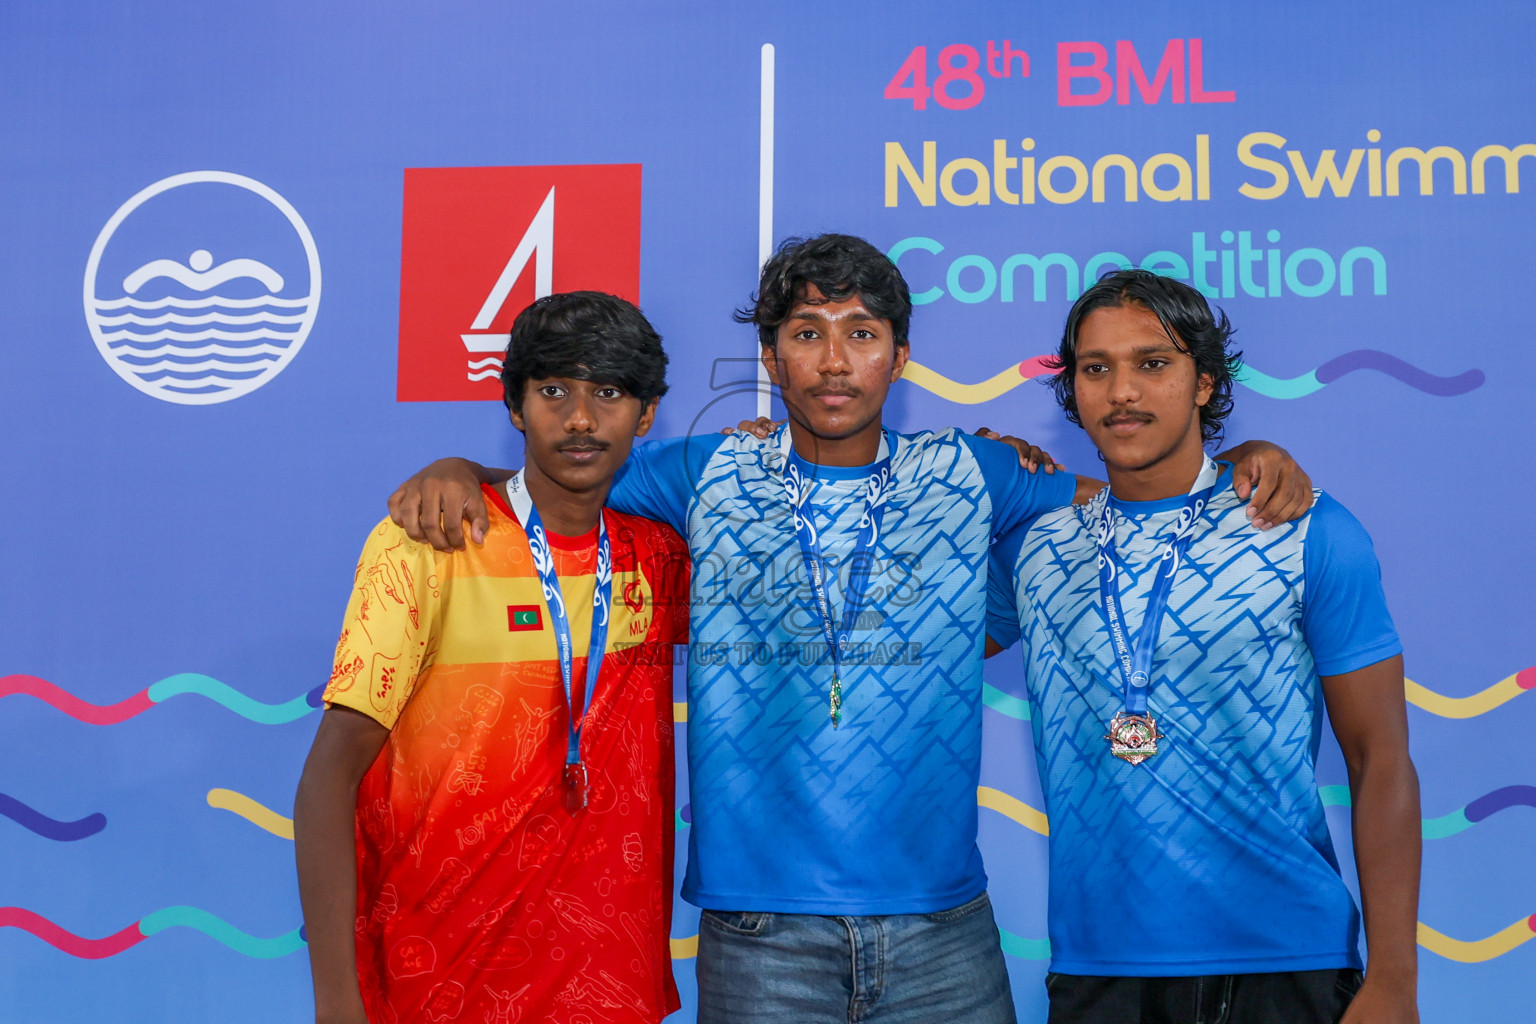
top-left (2, 3), bottom-right (1532, 1022)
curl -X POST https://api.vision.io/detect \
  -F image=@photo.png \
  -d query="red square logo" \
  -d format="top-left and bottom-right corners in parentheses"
top-left (397, 164), bottom-right (642, 402)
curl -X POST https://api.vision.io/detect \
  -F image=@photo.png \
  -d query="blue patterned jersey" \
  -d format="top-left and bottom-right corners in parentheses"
top-left (610, 426), bottom-right (1075, 913)
top-left (987, 466), bottom-right (1400, 974)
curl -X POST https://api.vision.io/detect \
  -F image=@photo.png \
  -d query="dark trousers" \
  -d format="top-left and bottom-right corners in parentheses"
top-left (1046, 968), bottom-right (1363, 1024)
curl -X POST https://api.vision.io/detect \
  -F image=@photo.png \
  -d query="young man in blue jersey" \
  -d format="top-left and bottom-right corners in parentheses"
top-left (985, 269), bottom-right (1420, 1024)
top-left (387, 236), bottom-right (1314, 1023)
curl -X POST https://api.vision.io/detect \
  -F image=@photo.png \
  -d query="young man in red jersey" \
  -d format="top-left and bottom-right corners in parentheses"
top-left (294, 292), bottom-right (689, 1024)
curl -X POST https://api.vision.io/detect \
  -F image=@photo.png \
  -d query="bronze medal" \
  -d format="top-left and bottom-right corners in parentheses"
top-left (1106, 711), bottom-right (1165, 765)
top-left (563, 761), bottom-right (589, 810)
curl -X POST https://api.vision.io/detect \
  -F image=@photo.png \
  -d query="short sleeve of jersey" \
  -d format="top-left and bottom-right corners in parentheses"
top-left (959, 433), bottom-right (1077, 540)
top-left (985, 523), bottom-right (1029, 650)
top-left (1300, 493), bottom-right (1403, 676)
top-left (608, 434), bottom-right (729, 533)
top-left (323, 518), bottom-right (441, 729)
top-left (636, 519), bottom-right (691, 645)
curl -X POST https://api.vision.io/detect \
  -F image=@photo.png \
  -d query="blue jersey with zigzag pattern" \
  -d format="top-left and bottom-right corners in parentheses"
top-left (610, 426), bottom-right (1076, 913)
top-left (987, 466), bottom-right (1401, 975)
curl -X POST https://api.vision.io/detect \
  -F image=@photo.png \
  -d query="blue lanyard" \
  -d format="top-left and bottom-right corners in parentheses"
top-left (1095, 458), bottom-right (1219, 716)
top-left (506, 470), bottom-right (612, 765)
top-left (780, 428), bottom-right (895, 727)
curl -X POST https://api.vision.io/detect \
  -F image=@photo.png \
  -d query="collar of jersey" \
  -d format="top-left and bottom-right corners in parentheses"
top-left (1107, 461), bottom-right (1233, 518)
top-left (771, 423), bottom-right (886, 483)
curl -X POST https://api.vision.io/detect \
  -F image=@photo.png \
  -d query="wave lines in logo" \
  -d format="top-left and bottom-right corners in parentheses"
top-left (84, 172), bottom-right (320, 404)
top-left (902, 350), bottom-right (1484, 405)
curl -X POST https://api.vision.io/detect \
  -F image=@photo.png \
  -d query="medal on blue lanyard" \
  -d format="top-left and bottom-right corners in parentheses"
top-left (506, 470), bottom-right (612, 808)
top-left (780, 428), bottom-right (895, 728)
top-left (1096, 457), bottom-right (1220, 764)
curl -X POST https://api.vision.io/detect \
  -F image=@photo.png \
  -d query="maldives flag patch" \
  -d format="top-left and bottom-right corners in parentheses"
top-left (507, 605), bottom-right (543, 631)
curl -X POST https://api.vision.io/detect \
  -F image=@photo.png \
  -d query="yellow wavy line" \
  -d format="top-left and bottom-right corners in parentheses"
top-left (977, 786), bottom-right (1049, 836)
top-left (902, 360), bottom-right (1031, 405)
top-left (1418, 917), bottom-right (1536, 963)
top-left (670, 934), bottom-right (698, 959)
top-left (1405, 674), bottom-right (1528, 718)
top-left (206, 788), bottom-right (294, 840)
top-left (674, 702), bottom-right (687, 722)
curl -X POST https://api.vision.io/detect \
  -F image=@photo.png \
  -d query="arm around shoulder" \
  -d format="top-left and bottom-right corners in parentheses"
top-left (389, 457), bottom-right (510, 552)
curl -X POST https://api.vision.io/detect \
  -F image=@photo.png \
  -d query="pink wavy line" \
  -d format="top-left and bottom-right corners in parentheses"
top-left (0, 908), bottom-right (145, 958)
top-left (0, 675), bottom-right (153, 725)
top-left (1018, 355), bottom-right (1057, 379)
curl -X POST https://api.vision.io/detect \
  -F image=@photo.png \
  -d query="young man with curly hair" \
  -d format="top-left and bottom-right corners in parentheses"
top-left (986, 269), bottom-right (1420, 1024)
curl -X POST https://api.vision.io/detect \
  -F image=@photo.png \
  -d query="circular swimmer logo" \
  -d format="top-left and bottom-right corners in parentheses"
top-left (84, 171), bottom-right (321, 405)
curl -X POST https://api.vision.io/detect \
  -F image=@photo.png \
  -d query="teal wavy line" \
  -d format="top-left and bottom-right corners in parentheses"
top-left (983, 683), bottom-right (1032, 721)
top-left (1318, 785), bottom-right (1474, 840)
top-left (998, 927), bottom-right (1050, 960)
top-left (138, 907), bottom-right (306, 958)
top-left (146, 674), bottom-right (316, 725)
top-left (1234, 364), bottom-right (1324, 400)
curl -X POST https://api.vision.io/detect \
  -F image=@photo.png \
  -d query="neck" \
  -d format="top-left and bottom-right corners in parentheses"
top-left (1106, 437), bottom-right (1208, 502)
top-left (787, 417), bottom-right (884, 467)
top-left (519, 461), bottom-right (607, 537)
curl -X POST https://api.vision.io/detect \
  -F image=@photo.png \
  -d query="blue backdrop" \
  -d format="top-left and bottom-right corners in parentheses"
top-left (2, 3), bottom-right (1532, 1021)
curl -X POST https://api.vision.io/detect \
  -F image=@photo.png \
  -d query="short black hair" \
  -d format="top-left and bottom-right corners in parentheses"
top-left (733, 234), bottom-right (912, 349)
top-left (1050, 269), bottom-right (1241, 445)
top-left (500, 291), bottom-right (669, 415)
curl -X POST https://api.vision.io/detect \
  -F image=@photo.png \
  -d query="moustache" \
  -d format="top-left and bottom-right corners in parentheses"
top-left (1101, 411), bottom-right (1155, 426)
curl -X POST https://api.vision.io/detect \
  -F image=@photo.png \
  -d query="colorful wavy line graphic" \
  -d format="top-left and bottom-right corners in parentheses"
top-left (902, 350), bottom-right (1483, 405)
top-left (1321, 784), bottom-right (1536, 839)
top-left (207, 789), bottom-right (293, 840)
top-left (903, 355), bottom-right (1057, 404)
top-left (978, 786), bottom-right (1049, 836)
top-left (1419, 916), bottom-right (1536, 963)
top-left (998, 928), bottom-right (1052, 960)
top-left (1406, 667), bottom-right (1535, 718)
top-left (0, 907), bottom-right (305, 959)
top-left (0, 793), bottom-right (106, 841)
top-left (982, 682), bottom-right (1032, 721)
top-left (0, 674), bottom-right (325, 725)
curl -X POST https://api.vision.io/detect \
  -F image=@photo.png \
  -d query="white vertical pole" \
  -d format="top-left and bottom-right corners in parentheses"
top-left (757, 43), bottom-right (775, 420)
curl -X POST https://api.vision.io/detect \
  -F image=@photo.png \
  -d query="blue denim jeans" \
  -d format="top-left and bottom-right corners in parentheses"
top-left (695, 891), bottom-right (1017, 1024)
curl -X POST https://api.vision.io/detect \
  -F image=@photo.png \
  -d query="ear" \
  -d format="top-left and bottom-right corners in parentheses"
top-left (890, 342), bottom-right (909, 382)
top-left (1195, 372), bottom-right (1215, 408)
top-left (508, 404), bottom-right (526, 432)
top-left (634, 397), bottom-right (658, 438)
top-left (760, 344), bottom-right (782, 388)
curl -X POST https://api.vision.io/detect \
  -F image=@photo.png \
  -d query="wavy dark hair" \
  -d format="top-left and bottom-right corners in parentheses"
top-left (1050, 268), bottom-right (1241, 445)
top-left (501, 291), bottom-right (669, 414)
top-left (733, 234), bottom-right (912, 349)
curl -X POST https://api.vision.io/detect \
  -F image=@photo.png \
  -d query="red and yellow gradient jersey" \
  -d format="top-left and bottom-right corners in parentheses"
top-left (323, 484), bottom-right (688, 1024)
